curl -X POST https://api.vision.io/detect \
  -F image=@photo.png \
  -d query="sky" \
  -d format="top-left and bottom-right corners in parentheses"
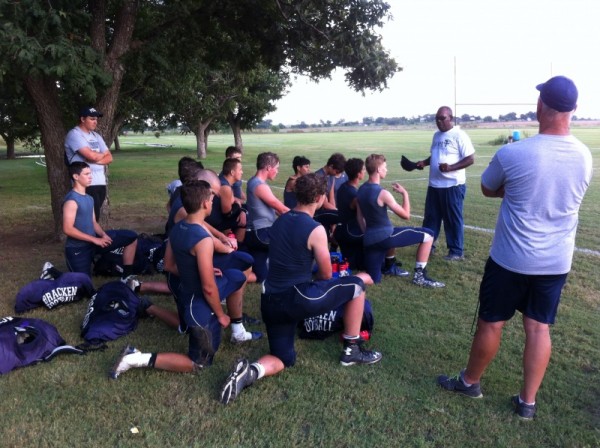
top-left (265, 0), bottom-right (600, 125)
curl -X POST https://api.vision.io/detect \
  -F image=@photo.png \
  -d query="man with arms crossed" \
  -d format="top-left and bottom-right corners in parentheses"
top-left (65, 107), bottom-right (112, 221)
top-left (437, 76), bottom-right (592, 420)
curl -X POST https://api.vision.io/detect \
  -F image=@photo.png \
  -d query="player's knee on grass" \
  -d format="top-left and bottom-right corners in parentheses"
top-left (188, 324), bottom-right (218, 368)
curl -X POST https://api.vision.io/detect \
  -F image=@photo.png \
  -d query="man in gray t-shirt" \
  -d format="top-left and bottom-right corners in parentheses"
top-left (437, 76), bottom-right (592, 420)
top-left (64, 107), bottom-right (112, 220)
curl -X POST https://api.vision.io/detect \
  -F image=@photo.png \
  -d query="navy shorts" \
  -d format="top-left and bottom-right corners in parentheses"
top-left (479, 257), bottom-right (568, 324)
top-left (65, 229), bottom-right (137, 277)
top-left (261, 276), bottom-right (365, 367)
top-left (173, 268), bottom-right (246, 334)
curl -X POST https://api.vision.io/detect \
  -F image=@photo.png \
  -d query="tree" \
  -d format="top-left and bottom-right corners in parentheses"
top-left (226, 67), bottom-right (289, 151)
top-left (0, 0), bottom-right (398, 236)
top-left (0, 74), bottom-right (38, 159)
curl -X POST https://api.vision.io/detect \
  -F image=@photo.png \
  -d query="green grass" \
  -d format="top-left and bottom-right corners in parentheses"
top-left (0, 128), bottom-right (599, 447)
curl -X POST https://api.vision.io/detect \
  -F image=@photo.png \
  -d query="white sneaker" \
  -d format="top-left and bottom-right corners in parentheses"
top-left (40, 262), bottom-right (54, 280)
top-left (230, 330), bottom-right (263, 344)
top-left (122, 275), bottom-right (141, 292)
top-left (109, 345), bottom-right (142, 379)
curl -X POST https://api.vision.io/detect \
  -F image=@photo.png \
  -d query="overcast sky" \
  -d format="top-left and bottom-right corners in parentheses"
top-left (265, 0), bottom-right (600, 125)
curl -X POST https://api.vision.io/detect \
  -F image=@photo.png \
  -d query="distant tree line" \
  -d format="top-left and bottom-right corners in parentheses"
top-left (257, 110), bottom-right (594, 130)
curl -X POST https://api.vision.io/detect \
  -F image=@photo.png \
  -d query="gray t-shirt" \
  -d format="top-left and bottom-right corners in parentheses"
top-left (246, 176), bottom-right (275, 231)
top-left (482, 133), bottom-right (592, 275)
top-left (64, 126), bottom-right (109, 186)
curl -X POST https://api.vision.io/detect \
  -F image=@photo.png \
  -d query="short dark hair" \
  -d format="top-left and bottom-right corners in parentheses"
top-left (292, 155), bottom-right (311, 173)
top-left (181, 180), bottom-right (212, 215)
top-left (326, 153), bottom-right (346, 172)
top-left (365, 154), bottom-right (385, 175)
top-left (180, 161), bottom-right (203, 184)
top-left (178, 157), bottom-right (203, 181)
top-left (344, 158), bottom-right (364, 180)
top-left (225, 146), bottom-right (242, 158)
top-left (256, 152), bottom-right (279, 170)
top-left (295, 173), bottom-right (327, 205)
top-left (222, 158), bottom-right (241, 176)
top-left (68, 161), bottom-right (90, 178)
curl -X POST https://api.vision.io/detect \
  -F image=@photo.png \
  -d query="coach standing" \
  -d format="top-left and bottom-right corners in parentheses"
top-left (64, 107), bottom-right (112, 220)
top-left (416, 106), bottom-right (475, 260)
top-left (437, 76), bottom-right (592, 420)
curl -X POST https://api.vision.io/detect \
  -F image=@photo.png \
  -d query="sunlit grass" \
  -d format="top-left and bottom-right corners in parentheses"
top-left (0, 127), bottom-right (598, 447)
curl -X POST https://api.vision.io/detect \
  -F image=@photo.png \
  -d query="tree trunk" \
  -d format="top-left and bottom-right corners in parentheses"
top-left (93, 0), bottom-right (138, 147)
top-left (229, 117), bottom-right (244, 151)
top-left (113, 135), bottom-right (121, 151)
top-left (111, 115), bottom-right (126, 151)
top-left (194, 120), bottom-right (212, 159)
top-left (5, 136), bottom-right (16, 159)
top-left (24, 76), bottom-right (70, 239)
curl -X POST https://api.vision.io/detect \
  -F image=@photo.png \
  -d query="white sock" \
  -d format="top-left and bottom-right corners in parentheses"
top-left (231, 322), bottom-right (246, 336)
top-left (460, 370), bottom-right (473, 387)
top-left (415, 262), bottom-right (427, 270)
top-left (251, 362), bottom-right (266, 380)
top-left (518, 395), bottom-right (535, 406)
top-left (129, 352), bottom-right (152, 368)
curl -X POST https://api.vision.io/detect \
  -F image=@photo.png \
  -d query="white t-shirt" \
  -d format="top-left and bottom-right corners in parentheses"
top-left (428, 126), bottom-right (475, 188)
top-left (64, 126), bottom-right (109, 186)
top-left (482, 133), bottom-right (592, 275)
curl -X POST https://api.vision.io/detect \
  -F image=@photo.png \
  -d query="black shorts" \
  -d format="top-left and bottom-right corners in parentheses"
top-left (262, 276), bottom-right (365, 367)
top-left (479, 257), bottom-right (568, 324)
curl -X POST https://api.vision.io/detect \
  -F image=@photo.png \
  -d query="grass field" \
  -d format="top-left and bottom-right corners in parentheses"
top-left (0, 128), bottom-right (598, 447)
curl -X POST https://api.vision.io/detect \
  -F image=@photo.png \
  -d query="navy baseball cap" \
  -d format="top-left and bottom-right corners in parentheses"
top-left (536, 76), bottom-right (578, 112)
top-left (79, 107), bottom-right (103, 118)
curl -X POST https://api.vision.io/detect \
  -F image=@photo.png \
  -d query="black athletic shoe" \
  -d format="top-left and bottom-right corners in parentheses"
top-left (437, 370), bottom-right (483, 398)
top-left (40, 262), bottom-right (61, 280)
top-left (340, 342), bottom-right (382, 366)
top-left (382, 264), bottom-right (410, 277)
top-left (413, 268), bottom-right (445, 288)
top-left (220, 358), bottom-right (257, 404)
top-left (512, 395), bottom-right (536, 420)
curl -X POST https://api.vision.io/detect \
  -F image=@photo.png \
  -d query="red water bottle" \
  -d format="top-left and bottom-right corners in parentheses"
top-left (331, 255), bottom-right (339, 278)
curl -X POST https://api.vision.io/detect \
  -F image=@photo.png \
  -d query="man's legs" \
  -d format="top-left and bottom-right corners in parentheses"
top-left (442, 184), bottom-right (466, 257)
top-left (463, 318), bottom-right (505, 384)
top-left (86, 185), bottom-right (106, 221)
top-left (521, 316), bottom-right (551, 404)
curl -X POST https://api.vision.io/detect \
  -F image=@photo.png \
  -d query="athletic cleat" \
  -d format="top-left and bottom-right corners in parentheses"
top-left (40, 262), bottom-right (56, 280)
top-left (220, 358), bottom-right (257, 404)
top-left (231, 330), bottom-right (263, 344)
top-left (443, 253), bottom-right (464, 261)
top-left (512, 395), bottom-right (537, 420)
top-left (382, 264), bottom-right (410, 277)
top-left (109, 345), bottom-right (141, 379)
top-left (40, 262), bottom-right (54, 280)
top-left (122, 275), bottom-right (141, 292)
top-left (340, 342), bottom-right (382, 366)
top-left (437, 370), bottom-right (483, 398)
top-left (413, 268), bottom-right (445, 288)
